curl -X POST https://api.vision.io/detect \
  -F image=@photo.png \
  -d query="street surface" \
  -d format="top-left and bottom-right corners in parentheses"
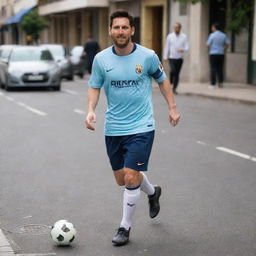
top-left (0, 76), bottom-right (256, 256)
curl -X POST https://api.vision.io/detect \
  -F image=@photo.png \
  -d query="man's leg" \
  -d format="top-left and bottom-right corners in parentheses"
top-left (140, 172), bottom-right (161, 218)
top-left (114, 170), bottom-right (161, 219)
top-left (170, 59), bottom-right (179, 93)
top-left (217, 55), bottom-right (224, 87)
top-left (169, 59), bottom-right (176, 89)
top-left (210, 55), bottom-right (217, 86)
top-left (112, 168), bottom-right (141, 246)
top-left (174, 59), bottom-right (183, 92)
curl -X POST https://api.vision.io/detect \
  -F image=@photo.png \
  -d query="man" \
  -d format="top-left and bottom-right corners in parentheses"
top-left (207, 23), bottom-right (230, 88)
top-left (85, 10), bottom-right (180, 246)
top-left (163, 22), bottom-right (189, 94)
top-left (83, 35), bottom-right (100, 74)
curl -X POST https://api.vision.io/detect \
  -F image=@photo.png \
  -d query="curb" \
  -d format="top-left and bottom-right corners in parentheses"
top-left (179, 92), bottom-right (256, 105)
top-left (0, 229), bottom-right (15, 256)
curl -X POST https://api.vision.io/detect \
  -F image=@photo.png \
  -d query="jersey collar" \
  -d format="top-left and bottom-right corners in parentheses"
top-left (112, 43), bottom-right (137, 56)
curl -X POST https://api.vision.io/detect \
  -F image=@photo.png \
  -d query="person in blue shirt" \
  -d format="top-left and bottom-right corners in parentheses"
top-left (85, 10), bottom-right (180, 246)
top-left (207, 23), bottom-right (230, 88)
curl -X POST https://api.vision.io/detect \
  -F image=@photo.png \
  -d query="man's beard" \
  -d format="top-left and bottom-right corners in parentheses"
top-left (112, 36), bottom-right (131, 48)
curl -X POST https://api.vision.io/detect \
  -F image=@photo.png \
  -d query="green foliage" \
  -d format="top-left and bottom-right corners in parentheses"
top-left (20, 9), bottom-right (48, 43)
top-left (227, 1), bottom-right (254, 33)
top-left (174, 0), bottom-right (254, 33)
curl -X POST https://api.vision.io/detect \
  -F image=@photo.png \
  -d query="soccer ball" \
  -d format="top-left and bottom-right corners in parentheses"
top-left (50, 220), bottom-right (76, 246)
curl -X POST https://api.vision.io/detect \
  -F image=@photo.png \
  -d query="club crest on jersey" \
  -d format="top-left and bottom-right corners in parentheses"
top-left (135, 64), bottom-right (143, 74)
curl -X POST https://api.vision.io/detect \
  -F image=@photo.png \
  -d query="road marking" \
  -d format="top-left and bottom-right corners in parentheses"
top-left (62, 89), bottom-right (78, 95)
top-left (5, 96), bottom-right (15, 102)
top-left (197, 141), bottom-right (256, 163)
top-left (17, 101), bottom-right (26, 107)
top-left (197, 140), bottom-right (209, 146)
top-left (216, 147), bottom-right (256, 162)
top-left (24, 105), bottom-right (47, 116)
top-left (1, 93), bottom-right (47, 116)
top-left (74, 108), bottom-right (85, 115)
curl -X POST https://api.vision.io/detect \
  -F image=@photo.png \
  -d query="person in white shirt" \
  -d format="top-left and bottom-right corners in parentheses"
top-left (163, 23), bottom-right (189, 94)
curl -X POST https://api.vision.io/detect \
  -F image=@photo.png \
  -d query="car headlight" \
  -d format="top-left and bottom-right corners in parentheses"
top-left (8, 68), bottom-right (23, 77)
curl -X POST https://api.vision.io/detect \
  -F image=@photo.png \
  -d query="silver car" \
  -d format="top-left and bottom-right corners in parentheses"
top-left (42, 44), bottom-right (74, 80)
top-left (1, 46), bottom-right (62, 90)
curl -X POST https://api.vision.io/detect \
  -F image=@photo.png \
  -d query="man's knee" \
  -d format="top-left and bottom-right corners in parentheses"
top-left (116, 179), bottom-right (125, 186)
top-left (124, 169), bottom-right (140, 187)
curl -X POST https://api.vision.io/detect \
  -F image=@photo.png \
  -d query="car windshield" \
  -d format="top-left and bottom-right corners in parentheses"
top-left (10, 48), bottom-right (54, 62)
top-left (46, 45), bottom-right (66, 57)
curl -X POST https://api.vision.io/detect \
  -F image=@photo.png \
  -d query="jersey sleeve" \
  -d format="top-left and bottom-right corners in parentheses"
top-left (88, 55), bottom-right (104, 88)
top-left (148, 53), bottom-right (166, 83)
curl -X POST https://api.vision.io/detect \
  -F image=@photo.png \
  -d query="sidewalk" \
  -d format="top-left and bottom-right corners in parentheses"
top-left (0, 229), bottom-right (14, 256)
top-left (177, 82), bottom-right (256, 105)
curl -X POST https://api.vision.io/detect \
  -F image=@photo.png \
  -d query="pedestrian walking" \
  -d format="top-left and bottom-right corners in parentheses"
top-left (206, 22), bottom-right (230, 88)
top-left (83, 35), bottom-right (100, 74)
top-left (85, 10), bottom-right (180, 246)
top-left (163, 22), bottom-right (189, 94)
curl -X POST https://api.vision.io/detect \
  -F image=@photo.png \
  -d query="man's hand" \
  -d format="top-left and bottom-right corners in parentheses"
top-left (169, 107), bottom-right (180, 127)
top-left (85, 112), bottom-right (96, 130)
top-left (177, 49), bottom-right (184, 53)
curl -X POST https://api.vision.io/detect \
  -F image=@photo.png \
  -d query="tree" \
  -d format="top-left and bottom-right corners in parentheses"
top-left (174, 0), bottom-right (254, 33)
top-left (20, 9), bottom-right (48, 44)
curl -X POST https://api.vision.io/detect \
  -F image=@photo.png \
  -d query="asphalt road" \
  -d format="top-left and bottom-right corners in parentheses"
top-left (0, 77), bottom-right (256, 256)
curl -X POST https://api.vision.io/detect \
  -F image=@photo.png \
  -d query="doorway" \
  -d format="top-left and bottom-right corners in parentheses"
top-left (144, 5), bottom-right (163, 60)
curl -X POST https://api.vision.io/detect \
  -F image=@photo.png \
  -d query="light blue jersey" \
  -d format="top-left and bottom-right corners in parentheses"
top-left (88, 43), bottom-right (166, 136)
top-left (207, 30), bottom-right (230, 55)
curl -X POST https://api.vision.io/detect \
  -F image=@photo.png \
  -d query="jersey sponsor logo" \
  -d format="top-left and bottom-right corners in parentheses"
top-left (135, 64), bottom-right (143, 74)
top-left (111, 80), bottom-right (139, 88)
top-left (137, 162), bottom-right (144, 166)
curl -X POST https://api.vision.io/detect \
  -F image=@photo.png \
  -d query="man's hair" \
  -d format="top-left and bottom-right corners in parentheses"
top-left (212, 22), bottom-right (221, 30)
top-left (175, 22), bottom-right (182, 28)
top-left (110, 9), bottom-right (134, 28)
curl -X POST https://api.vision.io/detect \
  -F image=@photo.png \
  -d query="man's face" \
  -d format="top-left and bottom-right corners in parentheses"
top-left (174, 24), bottom-right (181, 34)
top-left (109, 17), bottom-right (135, 48)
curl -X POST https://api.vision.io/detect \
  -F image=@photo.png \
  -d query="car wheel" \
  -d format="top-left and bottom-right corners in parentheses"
top-left (5, 83), bottom-right (11, 91)
top-left (52, 84), bottom-right (61, 91)
top-left (0, 80), bottom-right (4, 89)
top-left (78, 73), bottom-right (84, 79)
top-left (67, 74), bottom-right (74, 81)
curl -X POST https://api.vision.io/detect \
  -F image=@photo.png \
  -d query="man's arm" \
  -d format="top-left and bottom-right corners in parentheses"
top-left (85, 87), bottom-right (101, 130)
top-left (158, 78), bottom-right (180, 127)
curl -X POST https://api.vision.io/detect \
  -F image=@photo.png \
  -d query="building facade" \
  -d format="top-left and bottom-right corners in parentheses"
top-left (167, 0), bottom-right (255, 85)
top-left (38, 0), bottom-right (109, 50)
top-left (1, 0), bottom-right (255, 85)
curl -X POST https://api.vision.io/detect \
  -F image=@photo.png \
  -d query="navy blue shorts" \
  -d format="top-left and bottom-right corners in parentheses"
top-left (105, 131), bottom-right (155, 171)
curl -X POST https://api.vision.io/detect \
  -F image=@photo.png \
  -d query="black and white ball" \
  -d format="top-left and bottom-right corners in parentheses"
top-left (50, 220), bottom-right (76, 246)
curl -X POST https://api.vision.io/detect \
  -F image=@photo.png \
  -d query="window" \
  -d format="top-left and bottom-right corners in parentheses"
top-left (179, 2), bottom-right (187, 16)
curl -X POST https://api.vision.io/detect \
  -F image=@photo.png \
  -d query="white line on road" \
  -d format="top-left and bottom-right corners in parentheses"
top-left (216, 147), bottom-right (256, 162)
top-left (5, 96), bottom-right (15, 102)
top-left (197, 141), bottom-right (209, 146)
top-left (62, 89), bottom-right (78, 95)
top-left (74, 108), bottom-right (85, 115)
top-left (1, 94), bottom-right (48, 116)
top-left (24, 105), bottom-right (47, 116)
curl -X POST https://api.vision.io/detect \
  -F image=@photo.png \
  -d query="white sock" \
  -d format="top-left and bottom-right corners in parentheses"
top-left (140, 172), bottom-right (155, 196)
top-left (120, 187), bottom-right (140, 230)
